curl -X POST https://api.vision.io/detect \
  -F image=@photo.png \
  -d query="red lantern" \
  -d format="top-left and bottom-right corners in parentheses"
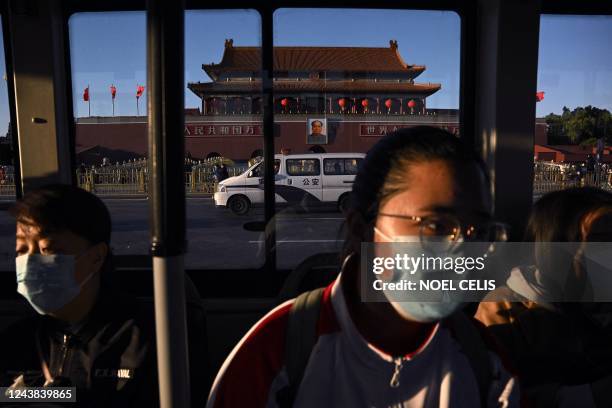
top-left (361, 99), bottom-right (369, 107)
top-left (407, 100), bottom-right (416, 108)
top-left (338, 98), bottom-right (346, 108)
top-left (385, 99), bottom-right (392, 109)
top-left (281, 98), bottom-right (288, 107)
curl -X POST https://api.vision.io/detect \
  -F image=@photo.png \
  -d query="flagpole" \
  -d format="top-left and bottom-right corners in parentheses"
top-left (137, 84), bottom-right (140, 116)
top-left (88, 83), bottom-right (91, 117)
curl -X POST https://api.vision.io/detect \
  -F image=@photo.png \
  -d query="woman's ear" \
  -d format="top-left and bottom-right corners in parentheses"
top-left (90, 242), bottom-right (109, 271)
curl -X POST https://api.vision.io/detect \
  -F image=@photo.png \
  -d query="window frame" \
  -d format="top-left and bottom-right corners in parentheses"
top-left (0, 5), bottom-right (21, 199)
top-left (14, 0), bottom-right (474, 298)
top-left (541, 0), bottom-right (612, 15)
top-left (3, 0), bottom-right (608, 296)
top-left (60, 0), bottom-right (473, 283)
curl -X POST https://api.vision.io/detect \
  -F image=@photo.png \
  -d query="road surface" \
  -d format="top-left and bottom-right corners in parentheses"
top-left (0, 197), bottom-right (346, 271)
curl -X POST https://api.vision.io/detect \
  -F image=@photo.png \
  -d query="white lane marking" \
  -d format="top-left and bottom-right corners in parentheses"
top-left (249, 239), bottom-right (344, 244)
top-left (276, 217), bottom-right (344, 221)
top-left (304, 217), bottom-right (344, 220)
top-left (103, 198), bottom-right (148, 202)
top-left (248, 239), bottom-right (341, 243)
top-left (103, 197), bottom-right (213, 201)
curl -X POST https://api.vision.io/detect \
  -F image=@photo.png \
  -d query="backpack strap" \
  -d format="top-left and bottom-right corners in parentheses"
top-left (276, 287), bottom-right (325, 408)
top-left (444, 311), bottom-right (494, 407)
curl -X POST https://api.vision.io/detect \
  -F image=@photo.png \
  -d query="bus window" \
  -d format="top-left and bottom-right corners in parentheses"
top-left (272, 8), bottom-right (461, 269)
top-left (69, 10), bottom-right (265, 269)
top-left (534, 15), bottom-right (612, 200)
top-left (69, 12), bottom-right (149, 256)
top-left (184, 10), bottom-right (263, 269)
top-left (0, 18), bottom-right (17, 271)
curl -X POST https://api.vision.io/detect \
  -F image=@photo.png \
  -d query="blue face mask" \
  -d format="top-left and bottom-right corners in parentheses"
top-left (15, 253), bottom-right (95, 315)
top-left (374, 227), bottom-right (465, 323)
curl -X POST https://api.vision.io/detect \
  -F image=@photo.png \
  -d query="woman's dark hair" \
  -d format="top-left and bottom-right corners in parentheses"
top-left (343, 126), bottom-right (489, 256)
top-left (10, 184), bottom-right (112, 245)
top-left (525, 187), bottom-right (612, 242)
top-left (526, 188), bottom-right (612, 303)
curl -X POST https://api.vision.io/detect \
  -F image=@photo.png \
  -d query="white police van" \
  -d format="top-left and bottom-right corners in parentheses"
top-left (214, 153), bottom-right (365, 215)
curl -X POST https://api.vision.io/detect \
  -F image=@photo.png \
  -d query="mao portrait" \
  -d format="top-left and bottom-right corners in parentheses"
top-left (307, 119), bottom-right (328, 145)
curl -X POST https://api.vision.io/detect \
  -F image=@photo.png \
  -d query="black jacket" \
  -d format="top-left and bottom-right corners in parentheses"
top-left (0, 289), bottom-right (160, 407)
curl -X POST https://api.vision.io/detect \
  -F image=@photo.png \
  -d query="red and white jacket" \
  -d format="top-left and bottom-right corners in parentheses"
top-left (207, 275), bottom-right (518, 408)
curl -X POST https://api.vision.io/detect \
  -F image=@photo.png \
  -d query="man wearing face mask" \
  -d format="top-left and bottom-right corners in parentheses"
top-left (0, 184), bottom-right (160, 407)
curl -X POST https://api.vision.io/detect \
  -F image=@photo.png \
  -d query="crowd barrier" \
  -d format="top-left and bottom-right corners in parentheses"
top-left (0, 172), bottom-right (15, 197)
top-left (1, 160), bottom-right (611, 199)
top-left (533, 161), bottom-right (612, 197)
top-left (75, 163), bottom-right (246, 195)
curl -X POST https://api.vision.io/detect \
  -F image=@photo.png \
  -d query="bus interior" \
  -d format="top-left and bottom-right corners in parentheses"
top-left (0, 0), bottom-right (611, 406)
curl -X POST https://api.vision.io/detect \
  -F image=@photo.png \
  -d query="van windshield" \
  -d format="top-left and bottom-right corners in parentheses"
top-left (246, 160), bottom-right (280, 177)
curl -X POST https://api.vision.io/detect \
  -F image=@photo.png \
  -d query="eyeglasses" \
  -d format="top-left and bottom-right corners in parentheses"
top-left (377, 212), bottom-right (508, 253)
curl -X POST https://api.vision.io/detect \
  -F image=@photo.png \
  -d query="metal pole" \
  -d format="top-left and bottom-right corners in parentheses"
top-left (262, 8), bottom-right (276, 273)
top-left (146, 1), bottom-right (189, 407)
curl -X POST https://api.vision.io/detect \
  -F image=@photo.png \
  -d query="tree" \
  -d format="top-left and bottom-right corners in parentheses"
top-left (545, 105), bottom-right (612, 145)
top-left (544, 112), bottom-right (565, 144)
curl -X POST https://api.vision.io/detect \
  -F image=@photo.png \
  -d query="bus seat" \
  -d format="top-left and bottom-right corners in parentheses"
top-left (203, 297), bottom-right (276, 387)
top-left (105, 270), bottom-right (211, 403)
top-left (277, 252), bottom-right (341, 303)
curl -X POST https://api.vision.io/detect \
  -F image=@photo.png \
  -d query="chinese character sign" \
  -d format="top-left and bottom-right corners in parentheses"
top-left (184, 123), bottom-right (262, 137)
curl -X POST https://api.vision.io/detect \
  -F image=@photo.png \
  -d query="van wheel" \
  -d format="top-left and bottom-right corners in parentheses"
top-left (338, 193), bottom-right (351, 214)
top-left (228, 195), bottom-right (250, 215)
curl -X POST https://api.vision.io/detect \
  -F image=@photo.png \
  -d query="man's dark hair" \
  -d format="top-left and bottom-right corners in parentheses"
top-left (10, 184), bottom-right (111, 245)
top-left (311, 120), bottom-right (323, 128)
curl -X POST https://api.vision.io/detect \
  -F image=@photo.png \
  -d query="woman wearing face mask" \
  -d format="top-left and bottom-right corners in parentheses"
top-left (207, 126), bottom-right (518, 408)
top-left (476, 187), bottom-right (612, 408)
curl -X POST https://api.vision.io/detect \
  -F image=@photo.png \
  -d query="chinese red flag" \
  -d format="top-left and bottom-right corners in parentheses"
top-left (136, 85), bottom-right (145, 99)
top-left (536, 91), bottom-right (545, 102)
top-left (110, 85), bottom-right (117, 99)
top-left (83, 86), bottom-right (89, 102)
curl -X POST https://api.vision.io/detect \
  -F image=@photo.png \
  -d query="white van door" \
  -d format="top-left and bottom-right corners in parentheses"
top-left (278, 157), bottom-right (323, 205)
top-left (243, 162), bottom-right (265, 204)
top-left (321, 157), bottom-right (363, 202)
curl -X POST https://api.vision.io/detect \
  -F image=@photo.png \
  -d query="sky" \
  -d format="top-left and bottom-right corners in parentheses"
top-left (0, 10), bottom-right (611, 136)
top-left (537, 15), bottom-right (612, 117)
